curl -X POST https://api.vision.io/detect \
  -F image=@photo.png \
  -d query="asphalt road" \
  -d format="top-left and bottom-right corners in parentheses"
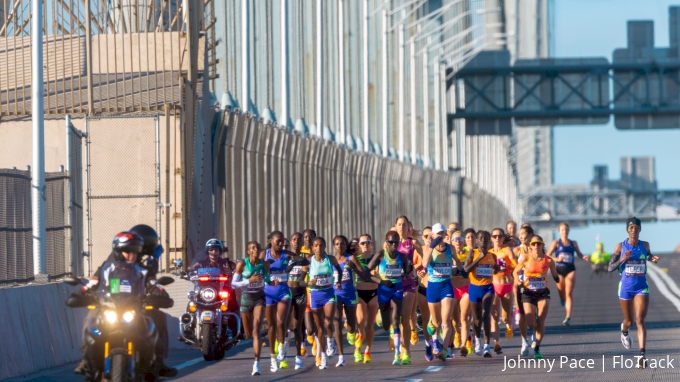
top-left (13, 254), bottom-right (680, 381)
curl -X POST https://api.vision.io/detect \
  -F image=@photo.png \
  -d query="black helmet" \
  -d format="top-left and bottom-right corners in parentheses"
top-left (130, 224), bottom-right (159, 257)
top-left (112, 231), bottom-right (144, 255)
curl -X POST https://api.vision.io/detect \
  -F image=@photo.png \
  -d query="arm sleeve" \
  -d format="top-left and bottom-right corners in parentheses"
top-left (608, 253), bottom-right (623, 273)
top-left (231, 273), bottom-right (249, 289)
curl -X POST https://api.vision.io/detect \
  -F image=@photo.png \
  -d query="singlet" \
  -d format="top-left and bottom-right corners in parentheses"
top-left (288, 256), bottom-right (305, 283)
top-left (491, 246), bottom-right (516, 276)
top-left (618, 239), bottom-right (648, 285)
top-left (241, 257), bottom-right (266, 293)
top-left (355, 253), bottom-right (376, 286)
top-left (516, 245), bottom-right (530, 283)
top-left (335, 257), bottom-right (357, 295)
top-left (427, 245), bottom-right (453, 283)
top-left (398, 239), bottom-right (416, 284)
top-left (468, 249), bottom-right (495, 286)
top-left (378, 250), bottom-right (405, 283)
top-left (265, 249), bottom-right (290, 294)
top-left (523, 255), bottom-right (550, 291)
top-left (556, 239), bottom-right (575, 266)
top-left (309, 254), bottom-right (334, 290)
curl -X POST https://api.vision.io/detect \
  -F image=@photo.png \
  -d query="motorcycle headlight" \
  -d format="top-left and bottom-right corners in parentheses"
top-left (103, 310), bottom-right (117, 323)
top-left (123, 311), bottom-right (135, 323)
top-left (200, 287), bottom-right (217, 302)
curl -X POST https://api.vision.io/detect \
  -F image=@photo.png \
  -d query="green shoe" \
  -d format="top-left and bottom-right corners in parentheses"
top-left (392, 355), bottom-right (401, 366)
top-left (354, 350), bottom-right (363, 363)
top-left (427, 318), bottom-right (436, 337)
top-left (279, 359), bottom-right (289, 369)
top-left (347, 332), bottom-right (356, 346)
top-left (400, 353), bottom-right (411, 365)
top-left (534, 350), bottom-right (543, 359)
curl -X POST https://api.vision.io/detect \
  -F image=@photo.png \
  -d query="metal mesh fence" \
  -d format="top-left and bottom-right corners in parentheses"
top-left (67, 121), bottom-right (85, 277)
top-left (85, 114), bottom-right (160, 276)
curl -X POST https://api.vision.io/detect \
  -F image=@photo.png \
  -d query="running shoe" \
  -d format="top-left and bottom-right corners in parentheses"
top-left (531, 334), bottom-right (536, 349)
top-left (312, 338), bottom-right (317, 358)
top-left (474, 338), bottom-right (483, 356)
top-left (376, 312), bottom-right (382, 327)
top-left (252, 363), bottom-right (261, 376)
top-left (319, 356), bottom-right (328, 370)
top-left (347, 332), bottom-right (356, 346)
top-left (460, 347), bottom-right (468, 357)
top-left (270, 357), bottom-right (279, 373)
top-left (315, 356), bottom-right (321, 367)
top-left (411, 331), bottom-right (419, 346)
top-left (483, 344), bottom-right (492, 358)
top-left (432, 340), bottom-right (443, 355)
top-left (520, 340), bottom-right (530, 357)
top-left (354, 349), bottom-right (363, 363)
top-left (563, 317), bottom-right (570, 326)
top-left (534, 349), bottom-right (543, 359)
top-left (307, 334), bottom-right (315, 345)
top-left (277, 341), bottom-right (285, 361)
top-left (466, 338), bottom-right (473, 355)
top-left (494, 342), bottom-right (503, 354)
top-left (438, 348), bottom-right (448, 361)
top-left (446, 348), bottom-right (454, 359)
top-left (454, 332), bottom-right (461, 348)
top-left (389, 327), bottom-right (395, 351)
top-left (637, 355), bottom-right (646, 369)
top-left (300, 344), bottom-right (307, 357)
top-left (620, 324), bottom-right (632, 349)
top-left (294, 356), bottom-right (304, 370)
top-left (326, 337), bottom-right (337, 357)
top-left (355, 333), bottom-right (364, 349)
top-left (393, 355), bottom-right (401, 366)
top-left (505, 326), bottom-right (514, 340)
top-left (363, 352), bottom-right (372, 363)
top-left (401, 352), bottom-right (411, 365)
top-left (425, 344), bottom-right (433, 361)
top-left (336, 356), bottom-right (345, 367)
top-left (279, 359), bottom-right (288, 369)
top-left (427, 319), bottom-right (437, 336)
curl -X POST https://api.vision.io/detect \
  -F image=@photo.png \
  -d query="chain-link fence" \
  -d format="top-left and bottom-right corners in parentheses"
top-left (85, 115), bottom-right (160, 276)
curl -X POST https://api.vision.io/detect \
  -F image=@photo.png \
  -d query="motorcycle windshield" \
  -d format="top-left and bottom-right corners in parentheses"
top-left (98, 261), bottom-right (146, 306)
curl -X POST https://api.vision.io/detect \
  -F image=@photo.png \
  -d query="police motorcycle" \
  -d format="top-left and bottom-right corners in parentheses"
top-left (177, 257), bottom-right (241, 361)
top-left (63, 266), bottom-right (174, 382)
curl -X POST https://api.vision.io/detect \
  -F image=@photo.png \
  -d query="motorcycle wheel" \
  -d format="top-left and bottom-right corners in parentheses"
top-left (201, 323), bottom-right (215, 361)
top-left (214, 349), bottom-right (225, 360)
top-left (110, 354), bottom-right (126, 382)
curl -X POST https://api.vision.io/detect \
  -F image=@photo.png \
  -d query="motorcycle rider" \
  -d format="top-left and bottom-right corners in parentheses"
top-left (74, 229), bottom-right (177, 378)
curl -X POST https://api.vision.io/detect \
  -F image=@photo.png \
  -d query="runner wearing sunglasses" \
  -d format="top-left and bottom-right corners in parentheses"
top-left (464, 230), bottom-right (497, 358)
top-left (414, 227), bottom-right (435, 360)
top-left (513, 235), bottom-right (559, 359)
top-left (490, 228), bottom-right (517, 355)
top-left (512, 225), bottom-right (535, 356)
top-left (355, 234), bottom-right (379, 363)
top-left (394, 216), bottom-right (421, 357)
top-left (448, 229), bottom-right (471, 357)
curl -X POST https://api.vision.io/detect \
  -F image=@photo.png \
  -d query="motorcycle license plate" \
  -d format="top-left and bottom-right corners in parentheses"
top-left (201, 311), bottom-right (213, 322)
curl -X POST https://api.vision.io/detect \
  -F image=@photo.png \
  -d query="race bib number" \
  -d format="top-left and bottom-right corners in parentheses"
top-left (526, 277), bottom-right (546, 291)
top-left (316, 274), bottom-right (332, 287)
top-left (432, 263), bottom-right (452, 278)
top-left (289, 266), bottom-right (303, 278)
top-left (625, 261), bottom-right (645, 276)
top-left (559, 252), bottom-right (573, 264)
top-left (385, 265), bottom-right (402, 278)
top-left (248, 280), bottom-right (265, 289)
top-left (341, 269), bottom-right (352, 283)
top-left (270, 272), bottom-right (288, 282)
top-left (476, 264), bottom-right (493, 278)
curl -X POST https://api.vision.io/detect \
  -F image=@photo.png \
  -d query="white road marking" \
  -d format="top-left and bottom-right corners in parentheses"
top-left (174, 357), bottom-right (204, 370)
top-left (646, 264), bottom-right (680, 313)
top-left (405, 379), bottom-right (424, 382)
top-left (424, 366), bottom-right (443, 372)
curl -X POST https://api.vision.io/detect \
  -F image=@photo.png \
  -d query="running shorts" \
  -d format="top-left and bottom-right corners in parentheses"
top-left (377, 282), bottom-right (404, 304)
top-left (417, 285), bottom-right (427, 297)
top-left (426, 280), bottom-right (454, 303)
top-left (265, 286), bottom-right (292, 306)
top-left (357, 289), bottom-right (378, 304)
top-left (402, 278), bottom-right (417, 293)
top-left (493, 283), bottom-right (513, 298)
top-left (556, 264), bottom-right (576, 277)
top-left (454, 284), bottom-right (469, 300)
top-left (336, 290), bottom-right (359, 306)
top-left (468, 283), bottom-right (494, 303)
top-left (240, 290), bottom-right (265, 313)
top-left (521, 288), bottom-right (550, 306)
top-left (516, 286), bottom-right (525, 315)
top-left (618, 281), bottom-right (649, 300)
top-left (310, 288), bottom-right (336, 310)
top-left (291, 287), bottom-right (306, 305)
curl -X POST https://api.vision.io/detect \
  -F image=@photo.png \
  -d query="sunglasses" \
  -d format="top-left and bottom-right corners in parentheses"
top-left (360, 241), bottom-right (372, 245)
top-left (387, 240), bottom-right (399, 245)
top-left (451, 237), bottom-right (464, 242)
top-left (491, 235), bottom-right (503, 239)
top-left (530, 242), bottom-right (543, 247)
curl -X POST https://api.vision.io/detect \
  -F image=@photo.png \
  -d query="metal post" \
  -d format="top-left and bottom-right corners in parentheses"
top-left (398, 14), bottom-right (405, 161)
top-left (440, 62), bottom-right (448, 171)
top-left (155, 115), bottom-right (162, 269)
top-left (316, 0), bottom-right (323, 136)
top-left (66, 115), bottom-right (75, 275)
top-left (362, 0), bottom-right (369, 152)
top-left (281, 0), bottom-right (289, 128)
top-left (409, 32), bottom-right (417, 164)
top-left (423, 36), bottom-right (430, 167)
top-left (338, 0), bottom-right (345, 144)
top-left (241, 0), bottom-right (250, 113)
top-left (381, 8), bottom-right (388, 157)
top-left (433, 55), bottom-right (441, 170)
top-left (32, 0), bottom-right (46, 279)
top-left (85, 0), bottom-right (93, 114)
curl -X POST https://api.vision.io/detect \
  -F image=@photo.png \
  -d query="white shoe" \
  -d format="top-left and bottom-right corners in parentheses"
top-left (270, 358), bottom-right (279, 373)
top-left (336, 355), bottom-right (345, 367)
top-left (295, 356), bottom-right (304, 370)
top-left (474, 337), bottom-right (483, 355)
top-left (326, 338), bottom-right (337, 357)
top-left (520, 340), bottom-right (530, 357)
top-left (252, 362), bottom-right (261, 376)
top-left (483, 344), bottom-right (491, 358)
top-left (319, 355), bottom-right (328, 369)
top-left (531, 334), bottom-right (536, 349)
top-left (620, 324), bottom-right (631, 350)
top-left (277, 342), bottom-right (286, 361)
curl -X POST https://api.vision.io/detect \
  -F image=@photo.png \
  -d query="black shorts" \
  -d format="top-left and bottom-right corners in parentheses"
top-left (516, 285), bottom-right (525, 315)
top-left (357, 289), bottom-right (378, 304)
top-left (556, 264), bottom-right (576, 277)
top-left (520, 288), bottom-right (550, 307)
top-left (418, 285), bottom-right (427, 297)
top-left (291, 287), bottom-right (307, 305)
top-left (240, 290), bottom-right (265, 313)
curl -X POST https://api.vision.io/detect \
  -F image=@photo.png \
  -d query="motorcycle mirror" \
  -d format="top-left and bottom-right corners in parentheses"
top-left (173, 259), bottom-right (183, 268)
top-left (145, 295), bottom-right (174, 309)
top-left (156, 276), bottom-right (175, 286)
top-left (62, 275), bottom-right (84, 286)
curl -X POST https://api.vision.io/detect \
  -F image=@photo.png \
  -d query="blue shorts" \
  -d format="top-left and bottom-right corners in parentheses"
top-left (377, 282), bottom-right (404, 304)
top-left (618, 280), bottom-right (649, 300)
top-left (335, 289), bottom-right (358, 306)
top-left (468, 283), bottom-right (494, 303)
top-left (426, 280), bottom-right (454, 303)
top-left (265, 286), bottom-right (292, 306)
top-left (310, 288), bottom-right (336, 309)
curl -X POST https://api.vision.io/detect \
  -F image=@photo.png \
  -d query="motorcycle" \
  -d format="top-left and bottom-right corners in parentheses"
top-left (177, 260), bottom-right (240, 361)
top-left (63, 263), bottom-right (174, 382)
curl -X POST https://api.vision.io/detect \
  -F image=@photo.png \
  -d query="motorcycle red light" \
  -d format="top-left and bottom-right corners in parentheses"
top-left (219, 291), bottom-right (230, 299)
top-left (218, 276), bottom-right (228, 282)
top-left (198, 276), bottom-right (210, 282)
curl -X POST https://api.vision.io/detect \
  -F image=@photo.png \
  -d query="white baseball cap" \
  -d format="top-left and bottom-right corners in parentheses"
top-left (431, 223), bottom-right (446, 234)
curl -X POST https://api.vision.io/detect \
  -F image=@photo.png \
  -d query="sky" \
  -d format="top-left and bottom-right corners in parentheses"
top-left (552, 0), bottom-right (680, 253)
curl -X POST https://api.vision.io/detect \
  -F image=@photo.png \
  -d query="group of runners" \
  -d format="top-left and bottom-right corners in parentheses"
top-left (229, 216), bottom-right (659, 375)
